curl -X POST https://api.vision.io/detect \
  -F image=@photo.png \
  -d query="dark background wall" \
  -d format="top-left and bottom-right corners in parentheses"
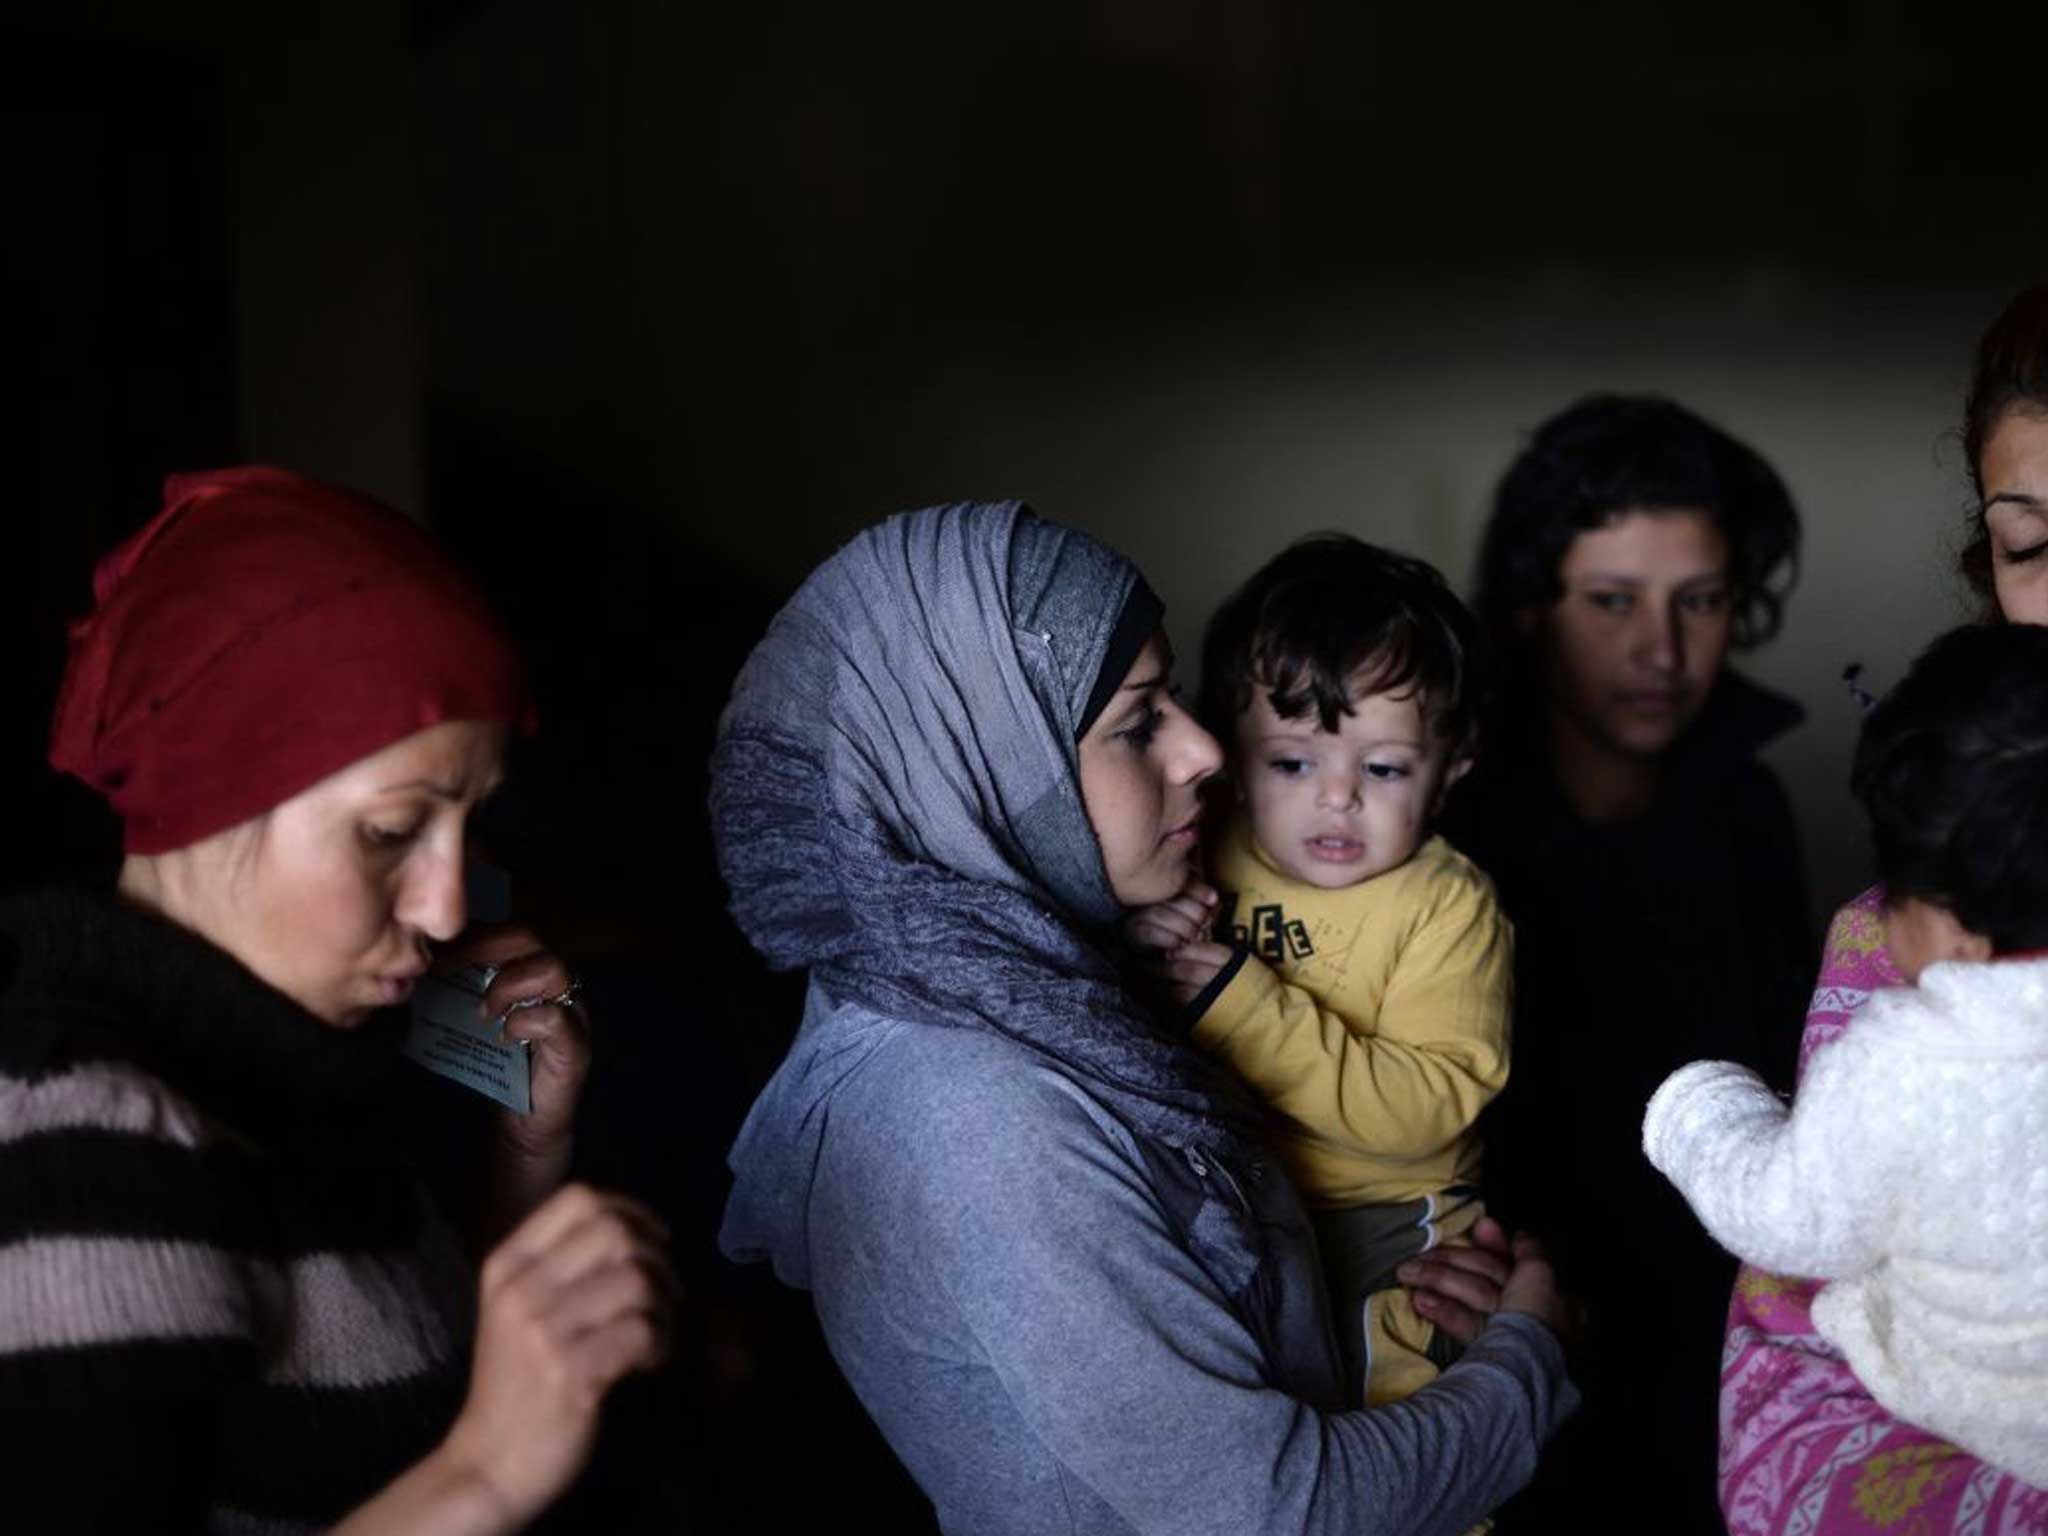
top-left (13, 0), bottom-right (2048, 900)
top-left (7, 0), bottom-right (2047, 1524)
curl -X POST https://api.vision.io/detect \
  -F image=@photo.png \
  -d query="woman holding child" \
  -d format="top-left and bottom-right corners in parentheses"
top-left (1684, 282), bottom-right (2048, 1536)
top-left (1648, 621), bottom-right (2048, 1494)
top-left (1444, 395), bottom-right (1812, 1530)
top-left (715, 504), bottom-right (1575, 1534)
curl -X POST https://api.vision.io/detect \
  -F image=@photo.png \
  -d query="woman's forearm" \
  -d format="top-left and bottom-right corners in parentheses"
top-left (330, 1443), bottom-right (524, 1536)
top-left (480, 1130), bottom-right (576, 1246)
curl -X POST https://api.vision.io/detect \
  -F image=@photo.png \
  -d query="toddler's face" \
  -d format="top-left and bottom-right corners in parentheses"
top-left (1232, 673), bottom-right (1465, 890)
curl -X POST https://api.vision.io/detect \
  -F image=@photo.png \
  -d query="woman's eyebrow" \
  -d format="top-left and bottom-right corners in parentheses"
top-left (377, 777), bottom-right (468, 799)
top-left (1575, 570), bottom-right (1724, 587)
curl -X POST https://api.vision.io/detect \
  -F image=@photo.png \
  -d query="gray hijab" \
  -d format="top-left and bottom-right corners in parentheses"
top-left (709, 501), bottom-right (1267, 1172)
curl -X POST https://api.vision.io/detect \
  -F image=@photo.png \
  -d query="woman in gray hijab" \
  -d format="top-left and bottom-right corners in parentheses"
top-left (712, 503), bottom-right (1573, 1535)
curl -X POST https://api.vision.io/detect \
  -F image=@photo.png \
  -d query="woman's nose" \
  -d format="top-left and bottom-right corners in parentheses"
top-left (399, 844), bottom-right (468, 942)
top-left (1170, 709), bottom-right (1224, 785)
top-left (1633, 599), bottom-right (1682, 673)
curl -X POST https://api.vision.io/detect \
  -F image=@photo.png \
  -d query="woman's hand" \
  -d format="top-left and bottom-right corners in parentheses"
top-left (446, 925), bottom-right (591, 1217)
top-left (333, 1184), bottom-right (675, 1536)
top-left (442, 1184), bottom-right (675, 1523)
top-left (1126, 881), bottom-right (1231, 1007)
top-left (1398, 1216), bottom-right (1572, 1346)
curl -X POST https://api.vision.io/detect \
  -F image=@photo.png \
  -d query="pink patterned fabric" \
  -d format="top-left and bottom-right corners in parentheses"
top-left (1718, 887), bottom-right (2048, 1534)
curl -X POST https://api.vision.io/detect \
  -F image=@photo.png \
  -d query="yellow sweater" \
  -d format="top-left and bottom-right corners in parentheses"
top-left (1195, 817), bottom-right (1512, 1209)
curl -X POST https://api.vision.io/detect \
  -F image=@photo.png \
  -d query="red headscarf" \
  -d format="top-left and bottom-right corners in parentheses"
top-left (50, 466), bottom-right (533, 853)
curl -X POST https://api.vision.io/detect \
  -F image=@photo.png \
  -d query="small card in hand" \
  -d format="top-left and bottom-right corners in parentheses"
top-left (402, 962), bottom-right (533, 1113)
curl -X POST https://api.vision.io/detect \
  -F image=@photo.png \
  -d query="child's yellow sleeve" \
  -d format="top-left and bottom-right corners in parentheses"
top-left (1192, 862), bottom-right (1512, 1164)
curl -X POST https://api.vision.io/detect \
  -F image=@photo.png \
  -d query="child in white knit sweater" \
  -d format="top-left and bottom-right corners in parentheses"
top-left (1644, 624), bottom-right (2048, 1488)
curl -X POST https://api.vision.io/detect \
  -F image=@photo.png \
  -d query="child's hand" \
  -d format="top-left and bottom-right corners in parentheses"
top-left (1153, 940), bottom-right (1234, 1007)
top-left (1124, 880), bottom-right (1220, 956)
top-left (1126, 880), bottom-right (1232, 1008)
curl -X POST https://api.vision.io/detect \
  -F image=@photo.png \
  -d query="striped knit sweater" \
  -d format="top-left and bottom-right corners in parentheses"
top-left (1, 888), bottom-right (473, 1533)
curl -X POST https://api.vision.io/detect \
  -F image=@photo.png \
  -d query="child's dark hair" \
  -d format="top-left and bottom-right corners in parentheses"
top-left (1199, 534), bottom-right (1483, 756)
top-left (1852, 624), bottom-right (2048, 954)
top-left (1475, 393), bottom-right (1801, 653)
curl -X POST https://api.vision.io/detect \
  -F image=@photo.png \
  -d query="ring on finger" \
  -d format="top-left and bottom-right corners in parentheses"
top-left (502, 975), bottom-right (584, 1015)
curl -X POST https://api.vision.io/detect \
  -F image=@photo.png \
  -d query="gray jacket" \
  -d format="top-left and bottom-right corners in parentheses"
top-left (723, 983), bottom-right (1577, 1536)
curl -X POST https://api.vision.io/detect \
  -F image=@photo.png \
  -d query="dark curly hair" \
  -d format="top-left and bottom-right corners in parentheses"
top-left (1852, 624), bottom-right (2048, 954)
top-left (1474, 394), bottom-right (1800, 654)
top-left (1958, 281), bottom-right (2048, 604)
top-left (1199, 534), bottom-right (1484, 759)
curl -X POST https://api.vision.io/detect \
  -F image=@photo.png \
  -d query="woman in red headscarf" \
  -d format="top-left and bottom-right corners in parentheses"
top-left (2, 468), bottom-right (673, 1533)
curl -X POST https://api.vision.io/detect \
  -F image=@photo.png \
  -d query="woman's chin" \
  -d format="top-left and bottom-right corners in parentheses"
top-left (323, 1000), bottom-right (379, 1031)
top-left (1116, 859), bottom-right (1192, 910)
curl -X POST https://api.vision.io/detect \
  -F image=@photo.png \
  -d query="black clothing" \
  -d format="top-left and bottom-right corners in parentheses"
top-left (0, 888), bottom-right (470, 1534)
top-left (1446, 671), bottom-right (1814, 1533)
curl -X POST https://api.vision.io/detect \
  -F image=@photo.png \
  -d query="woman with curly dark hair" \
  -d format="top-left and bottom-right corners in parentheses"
top-left (1444, 394), bottom-right (1813, 1532)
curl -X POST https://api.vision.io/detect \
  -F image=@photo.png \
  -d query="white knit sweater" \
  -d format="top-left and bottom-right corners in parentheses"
top-left (1642, 956), bottom-right (2048, 1488)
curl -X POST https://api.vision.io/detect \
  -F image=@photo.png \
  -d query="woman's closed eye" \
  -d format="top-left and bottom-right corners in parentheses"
top-left (360, 819), bottom-right (424, 852)
top-left (1114, 683), bottom-right (1189, 751)
top-left (1584, 589), bottom-right (1633, 615)
top-left (1116, 705), bottom-right (1165, 750)
top-left (1999, 539), bottom-right (2048, 566)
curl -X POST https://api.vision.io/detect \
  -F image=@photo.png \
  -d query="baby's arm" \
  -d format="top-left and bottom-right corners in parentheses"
top-left (1192, 870), bottom-right (1510, 1161)
top-left (1642, 1030), bottom-right (1897, 1280)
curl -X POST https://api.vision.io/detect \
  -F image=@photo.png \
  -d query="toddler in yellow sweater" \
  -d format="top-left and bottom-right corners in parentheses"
top-left (1130, 535), bottom-right (1513, 1409)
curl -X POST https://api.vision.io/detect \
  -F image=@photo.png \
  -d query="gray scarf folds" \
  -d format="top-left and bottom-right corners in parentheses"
top-left (709, 501), bottom-right (1267, 1174)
